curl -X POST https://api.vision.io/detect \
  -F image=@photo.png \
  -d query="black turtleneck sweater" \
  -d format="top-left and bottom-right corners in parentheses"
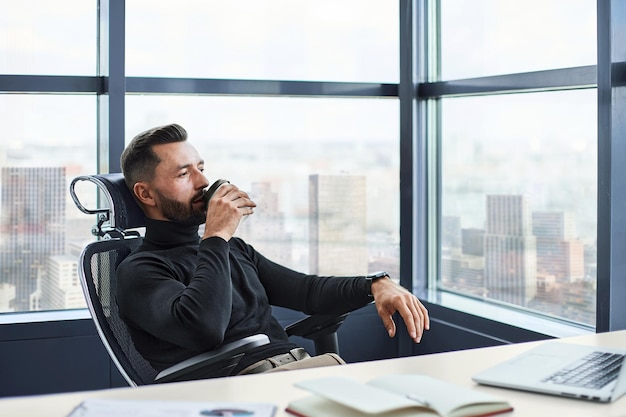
top-left (116, 218), bottom-right (372, 378)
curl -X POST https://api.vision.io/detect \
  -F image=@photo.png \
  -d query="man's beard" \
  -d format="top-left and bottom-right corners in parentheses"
top-left (155, 189), bottom-right (207, 226)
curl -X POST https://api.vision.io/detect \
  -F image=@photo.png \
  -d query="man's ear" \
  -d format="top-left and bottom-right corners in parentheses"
top-left (133, 181), bottom-right (156, 207)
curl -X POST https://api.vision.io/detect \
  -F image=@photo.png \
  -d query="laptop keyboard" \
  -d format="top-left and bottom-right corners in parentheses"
top-left (542, 351), bottom-right (625, 389)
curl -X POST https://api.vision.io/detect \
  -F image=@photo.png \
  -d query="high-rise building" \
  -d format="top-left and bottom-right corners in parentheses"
top-left (0, 167), bottom-right (66, 312)
top-left (309, 174), bottom-right (367, 276)
top-left (462, 228), bottom-right (484, 257)
top-left (484, 194), bottom-right (537, 306)
top-left (441, 253), bottom-right (485, 296)
top-left (39, 255), bottom-right (85, 311)
top-left (532, 211), bottom-right (584, 283)
top-left (0, 283), bottom-right (15, 312)
top-left (532, 211), bottom-right (575, 239)
top-left (441, 226), bottom-right (485, 295)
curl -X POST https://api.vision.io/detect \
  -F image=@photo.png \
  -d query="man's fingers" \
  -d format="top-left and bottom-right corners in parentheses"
top-left (411, 298), bottom-right (431, 340)
top-left (399, 305), bottom-right (420, 342)
top-left (383, 315), bottom-right (396, 338)
top-left (376, 303), bottom-right (396, 338)
top-left (396, 297), bottom-right (430, 343)
top-left (418, 300), bottom-right (430, 330)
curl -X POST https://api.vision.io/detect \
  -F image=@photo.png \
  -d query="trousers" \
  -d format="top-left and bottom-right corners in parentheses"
top-left (237, 348), bottom-right (345, 375)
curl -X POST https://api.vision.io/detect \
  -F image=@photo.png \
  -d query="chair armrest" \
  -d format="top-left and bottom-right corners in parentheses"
top-left (284, 313), bottom-right (349, 339)
top-left (155, 334), bottom-right (270, 383)
top-left (285, 302), bottom-right (373, 355)
top-left (284, 313), bottom-right (349, 355)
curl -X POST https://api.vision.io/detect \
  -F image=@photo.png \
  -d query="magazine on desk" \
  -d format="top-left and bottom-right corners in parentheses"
top-left (66, 398), bottom-right (277, 417)
top-left (285, 374), bottom-right (513, 417)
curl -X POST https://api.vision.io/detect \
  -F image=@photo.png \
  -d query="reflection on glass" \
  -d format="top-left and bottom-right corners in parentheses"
top-left (439, 90), bottom-right (597, 325)
top-left (0, 0), bottom-right (96, 75)
top-left (126, 95), bottom-right (400, 277)
top-left (0, 95), bottom-right (97, 314)
top-left (440, 0), bottom-right (596, 80)
top-left (126, 0), bottom-right (398, 82)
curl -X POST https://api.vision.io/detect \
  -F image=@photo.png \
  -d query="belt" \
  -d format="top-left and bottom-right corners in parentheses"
top-left (238, 347), bottom-right (310, 375)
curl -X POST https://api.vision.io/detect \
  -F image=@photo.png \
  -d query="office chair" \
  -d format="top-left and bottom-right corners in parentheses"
top-left (69, 173), bottom-right (351, 386)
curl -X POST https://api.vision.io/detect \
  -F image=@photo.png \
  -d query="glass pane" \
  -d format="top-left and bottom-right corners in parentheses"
top-left (126, 0), bottom-right (399, 83)
top-left (0, 95), bottom-right (97, 314)
top-left (0, 0), bottom-right (97, 75)
top-left (439, 90), bottom-right (597, 326)
top-left (126, 95), bottom-right (399, 277)
top-left (440, 0), bottom-right (596, 80)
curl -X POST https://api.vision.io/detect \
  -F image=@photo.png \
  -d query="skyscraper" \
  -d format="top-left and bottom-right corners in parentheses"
top-left (484, 194), bottom-right (537, 306)
top-left (0, 283), bottom-right (15, 312)
top-left (39, 255), bottom-right (85, 311)
top-left (532, 211), bottom-right (584, 283)
top-left (0, 167), bottom-right (66, 312)
top-left (309, 174), bottom-right (367, 276)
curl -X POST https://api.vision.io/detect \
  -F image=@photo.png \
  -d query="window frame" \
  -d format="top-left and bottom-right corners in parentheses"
top-left (410, 0), bottom-right (626, 334)
top-left (0, 0), bottom-right (398, 320)
top-left (1, 0), bottom-right (625, 336)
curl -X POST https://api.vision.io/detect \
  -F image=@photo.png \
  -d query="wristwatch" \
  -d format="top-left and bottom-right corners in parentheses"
top-left (365, 271), bottom-right (389, 297)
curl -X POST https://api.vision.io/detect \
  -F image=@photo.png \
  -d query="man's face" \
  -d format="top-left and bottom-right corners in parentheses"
top-left (148, 141), bottom-right (210, 225)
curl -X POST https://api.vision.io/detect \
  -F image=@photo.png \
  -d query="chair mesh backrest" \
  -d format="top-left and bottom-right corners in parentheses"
top-left (80, 237), bottom-right (158, 386)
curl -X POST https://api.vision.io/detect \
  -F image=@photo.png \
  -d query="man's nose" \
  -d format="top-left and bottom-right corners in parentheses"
top-left (193, 169), bottom-right (209, 189)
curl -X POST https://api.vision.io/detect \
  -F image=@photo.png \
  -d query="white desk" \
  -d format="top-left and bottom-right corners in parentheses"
top-left (2, 330), bottom-right (626, 417)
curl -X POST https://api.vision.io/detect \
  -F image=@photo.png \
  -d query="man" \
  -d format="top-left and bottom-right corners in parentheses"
top-left (117, 123), bottom-right (429, 379)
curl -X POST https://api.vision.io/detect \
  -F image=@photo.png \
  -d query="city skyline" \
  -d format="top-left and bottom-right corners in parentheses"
top-left (0, 164), bottom-right (398, 313)
top-left (442, 193), bottom-right (595, 325)
top-left (0, 138), bottom-right (598, 326)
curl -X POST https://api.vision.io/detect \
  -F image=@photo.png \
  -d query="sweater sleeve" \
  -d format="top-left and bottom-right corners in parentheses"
top-left (239, 240), bottom-right (373, 315)
top-left (116, 237), bottom-right (233, 352)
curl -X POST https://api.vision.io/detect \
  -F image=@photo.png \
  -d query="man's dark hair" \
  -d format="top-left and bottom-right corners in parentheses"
top-left (120, 123), bottom-right (188, 190)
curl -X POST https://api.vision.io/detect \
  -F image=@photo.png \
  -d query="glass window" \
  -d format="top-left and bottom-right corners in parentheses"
top-left (125, 0), bottom-right (399, 83)
top-left (0, 94), bottom-right (97, 314)
top-left (440, 0), bottom-right (596, 80)
top-left (126, 95), bottom-right (400, 276)
top-left (0, 0), bottom-right (97, 75)
top-left (438, 89), bottom-right (597, 326)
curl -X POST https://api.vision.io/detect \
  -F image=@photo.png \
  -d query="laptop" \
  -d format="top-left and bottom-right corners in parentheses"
top-left (472, 341), bottom-right (626, 402)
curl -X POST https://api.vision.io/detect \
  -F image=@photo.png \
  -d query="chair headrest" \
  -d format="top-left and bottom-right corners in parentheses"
top-left (70, 173), bottom-right (146, 235)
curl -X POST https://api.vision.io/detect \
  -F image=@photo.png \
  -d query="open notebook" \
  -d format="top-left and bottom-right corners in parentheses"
top-left (472, 341), bottom-right (626, 402)
top-left (286, 374), bottom-right (513, 417)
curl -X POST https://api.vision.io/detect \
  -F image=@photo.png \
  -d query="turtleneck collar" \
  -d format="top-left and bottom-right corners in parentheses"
top-left (143, 217), bottom-right (201, 247)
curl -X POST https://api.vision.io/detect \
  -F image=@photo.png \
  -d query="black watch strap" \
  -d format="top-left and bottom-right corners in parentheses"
top-left (365, 271), bottom-right (388, 297)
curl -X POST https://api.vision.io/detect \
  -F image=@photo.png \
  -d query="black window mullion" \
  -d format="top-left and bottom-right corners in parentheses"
top-left (125, 77), bottom-right (397, 97)
top-left (97, 0), bottom-right (125, 174)
top-left (596, 0), bottom-right (626, 332)
top-left (399, 0), bottom-right (419, 356)
top-left (419, 66), bottom-right (597, 98)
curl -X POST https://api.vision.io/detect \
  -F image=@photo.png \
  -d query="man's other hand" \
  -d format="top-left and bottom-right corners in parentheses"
top-left (370, 276), bottom-right (430, 343)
